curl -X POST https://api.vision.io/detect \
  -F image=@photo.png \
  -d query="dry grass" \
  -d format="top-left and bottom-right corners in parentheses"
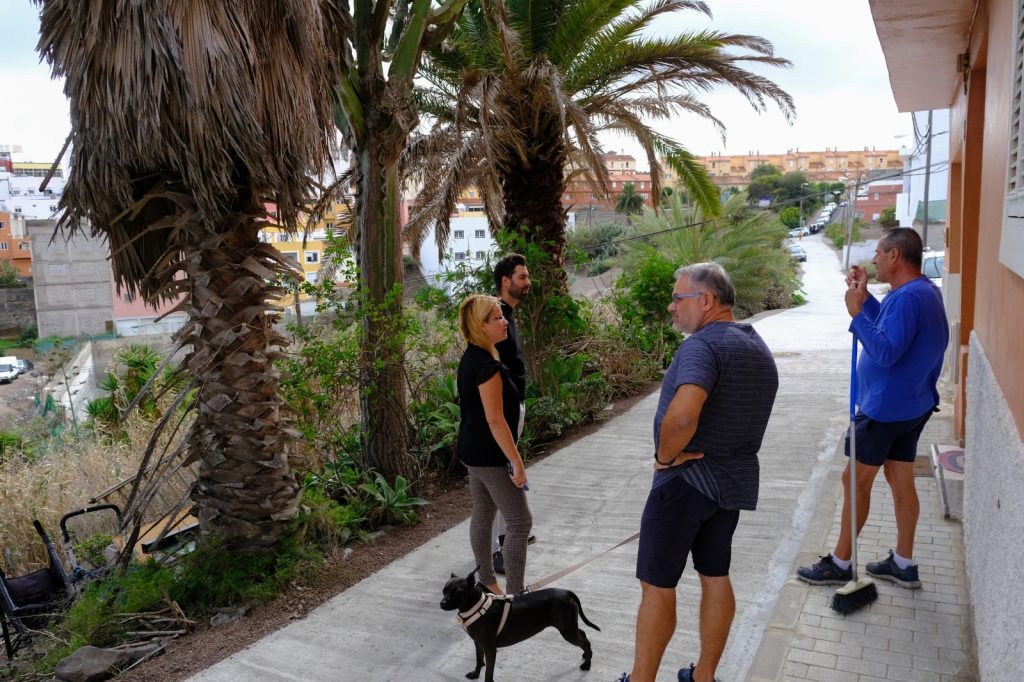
top-left (0, 413), bottom-right (193, 577)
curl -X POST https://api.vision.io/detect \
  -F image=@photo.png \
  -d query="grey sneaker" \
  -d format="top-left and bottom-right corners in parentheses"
top-left (866, 550), bottom-right (921, 588)
top-left (796, 554), bottom-right (853, 586)
top-left (492, 549), bottom-right (505, 575)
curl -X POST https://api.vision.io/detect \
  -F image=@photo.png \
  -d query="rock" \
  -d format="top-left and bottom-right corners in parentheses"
top-left (342, 547), bottom-right (354, 560)
top-left (209, 605), bottom-right (249, 627)
top-left (54, 646), bottom-right (132, 682)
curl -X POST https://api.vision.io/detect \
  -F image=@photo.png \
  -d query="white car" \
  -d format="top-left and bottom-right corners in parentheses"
top-left (922, 250), bottom-right (945, 288)
top-left (0, 360), bottom-right (18, 384)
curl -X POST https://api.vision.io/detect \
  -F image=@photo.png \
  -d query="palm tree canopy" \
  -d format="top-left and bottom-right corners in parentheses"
top-left (405, 0), bottom-right (794, 254)
top-left (616, 182), bottom-right (645, 215)
top-left (35, 0), bottom-right (338, 300)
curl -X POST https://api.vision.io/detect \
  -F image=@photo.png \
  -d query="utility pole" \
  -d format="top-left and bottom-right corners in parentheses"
top-left (922, 110), bottom-right (933, 249)
top-left (844, 174), bottom-right (861, 270)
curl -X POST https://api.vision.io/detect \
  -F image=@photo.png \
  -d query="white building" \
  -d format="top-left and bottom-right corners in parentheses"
top-left (417, 211), bottom-right (575, 291)
top-left (895, 109), bottom-right (950, 232)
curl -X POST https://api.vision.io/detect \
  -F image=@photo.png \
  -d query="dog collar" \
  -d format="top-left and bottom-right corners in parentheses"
top-left (457, 592), bottom-right (513, 635)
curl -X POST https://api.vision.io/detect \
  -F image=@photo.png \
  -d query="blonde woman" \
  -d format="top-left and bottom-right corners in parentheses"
top-left (457, 294), bottom-right (532, 595)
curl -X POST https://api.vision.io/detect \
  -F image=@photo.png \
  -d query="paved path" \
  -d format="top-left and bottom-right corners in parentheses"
top-left (191, 235), bottom-right (976, 681)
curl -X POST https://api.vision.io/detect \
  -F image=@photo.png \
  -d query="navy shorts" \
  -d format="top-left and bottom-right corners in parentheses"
top-left (636, 475), bottom-right (740, 588)
top-left (844, 410), bottom-right (933, 467)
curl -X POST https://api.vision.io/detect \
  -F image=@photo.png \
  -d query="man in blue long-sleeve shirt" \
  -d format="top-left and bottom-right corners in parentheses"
top-left (798, 228), bottom-right (948, 589)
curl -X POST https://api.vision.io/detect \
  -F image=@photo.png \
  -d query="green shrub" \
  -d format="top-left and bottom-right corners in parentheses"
top-left (358, 474), bottom-right (428, 525)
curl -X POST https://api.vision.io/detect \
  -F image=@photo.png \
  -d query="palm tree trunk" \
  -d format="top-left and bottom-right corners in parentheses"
top-left (353, 136), bottom-right (414, 482)
top-left (178, 201), bottom-right (300, 552)
top-left (500, 113), bottom-right (570, 292)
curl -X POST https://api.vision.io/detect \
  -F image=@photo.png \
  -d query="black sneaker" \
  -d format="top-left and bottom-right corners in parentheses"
top-left (492, 549), bottom-right (505, 575)
top-left (678, 663), bottom-right (718, 682)
top-left (796, 554), bottom-right (853, 586)
top-left (528, 534), bottom-right (537, 545)
top-left (866, 550), bottom-right (921, 589)
top-left (615, 675), bottom-right (630, 682)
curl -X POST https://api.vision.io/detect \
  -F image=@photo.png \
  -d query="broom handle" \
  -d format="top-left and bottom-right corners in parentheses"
top-left (849, 335), bottom-right (859, 579)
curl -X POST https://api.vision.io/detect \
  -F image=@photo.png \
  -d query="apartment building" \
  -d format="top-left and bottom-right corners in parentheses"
top-left (0, 210), bottom-right (32, 277)
top-left (695, 147), bottom-right (904, 191)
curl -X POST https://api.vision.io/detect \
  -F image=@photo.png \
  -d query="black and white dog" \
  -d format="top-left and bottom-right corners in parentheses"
top-left (440, 568), bottom-right (600, 681)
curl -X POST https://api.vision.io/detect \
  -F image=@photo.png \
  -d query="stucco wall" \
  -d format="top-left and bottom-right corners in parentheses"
top-left (0, 287), bottom-right (36, 334)
top-left (964, 332), bottom-right (1024, 681)
top-left (972, 0), bottom-right (1024, 432)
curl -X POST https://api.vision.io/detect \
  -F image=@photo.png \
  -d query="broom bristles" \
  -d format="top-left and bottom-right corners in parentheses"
top-left (830, 578), bottom-right (878, 615)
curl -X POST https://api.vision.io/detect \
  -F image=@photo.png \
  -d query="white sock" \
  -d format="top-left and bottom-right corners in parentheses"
top-left (831, 555), bottom-right (852, 571)
top-left (893, 552), bottom-right (914, 569)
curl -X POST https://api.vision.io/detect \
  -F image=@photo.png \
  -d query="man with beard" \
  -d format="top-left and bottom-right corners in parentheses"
top-left (490, 253), bottom-right (535, 575)
top-left (619, 262), bottom-right (778, 682)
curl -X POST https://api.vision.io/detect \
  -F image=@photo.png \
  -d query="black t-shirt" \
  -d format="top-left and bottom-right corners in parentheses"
top-left (457, 344), bottom-right (522, 467)
top-left (495, 299), bottom-right (526, 400)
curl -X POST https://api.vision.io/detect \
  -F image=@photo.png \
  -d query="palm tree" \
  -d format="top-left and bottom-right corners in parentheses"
top-left (36, 1), bottom-right (338, 552)
top-left (616, 183), bottom-right (645, 216)
top-left (405, 0), bottom-right (794, 289)
top-left (627, 193), bottom-right (793, 316)
top-left (329, 0), bottom-right (469, 483)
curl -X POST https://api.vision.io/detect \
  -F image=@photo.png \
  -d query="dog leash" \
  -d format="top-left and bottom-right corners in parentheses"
top-left (526, 531), bottom-right (640, 592)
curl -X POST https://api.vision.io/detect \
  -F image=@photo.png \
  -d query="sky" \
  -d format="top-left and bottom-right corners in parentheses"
top-left (0, 1), bottom-right (913, 168)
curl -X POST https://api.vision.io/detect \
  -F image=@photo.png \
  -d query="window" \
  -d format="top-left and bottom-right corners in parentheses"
top-left (19, 243), bottom-right (29, 251)
top-left (325, 222), bottom-right (334, 230)
top-left (282, 251), bottom-right (298, 263)
top-left (454, 230), bottom-right (465, 239)
top-left (873, 193), bottom-right (879, 200)
top-left (454, 252), bottom-right (466, 261)
top-left (277, 233), bottom-right (289, 242)
top-left (0, 242), bottom-right (7, 250)
top-left (305, 251), bottom-right (319, 264)
top-left (305, 272), bottom-right (319, 283)
top-left (475, 251), bottom-right (485, 259)
top-left (475, 229), bottom-right (485, 238)
top-left (1002, 0), bottom-right (1024, 277)
top-left (0, 221), bottom-right (4, 229)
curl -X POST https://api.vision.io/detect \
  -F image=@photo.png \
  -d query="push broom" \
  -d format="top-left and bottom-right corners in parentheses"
top-left (830, 334), bottom-right (878, 615)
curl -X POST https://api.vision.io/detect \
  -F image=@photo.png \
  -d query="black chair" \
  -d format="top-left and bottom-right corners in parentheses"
top-left (0, 520), bottom-right (74, 661)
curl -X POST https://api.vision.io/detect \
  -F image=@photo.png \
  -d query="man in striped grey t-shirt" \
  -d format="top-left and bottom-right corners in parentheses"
top-left (619, 262), bottom-right (778, 682)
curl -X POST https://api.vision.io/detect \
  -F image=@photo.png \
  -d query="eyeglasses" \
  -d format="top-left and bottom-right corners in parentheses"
top-left (485, 315), bottom-right (506, 323)
top-left (671, 291), bottom-right (707, 301)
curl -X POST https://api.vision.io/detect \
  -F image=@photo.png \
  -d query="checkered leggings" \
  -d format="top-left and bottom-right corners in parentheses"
top-left (466, 465), bottom-right (532, 593)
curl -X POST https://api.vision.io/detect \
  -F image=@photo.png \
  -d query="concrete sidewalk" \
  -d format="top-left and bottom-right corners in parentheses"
top-left (190, 235), bottom-right (976, 681)
top-left (748, 397), bottom-right (979, 682)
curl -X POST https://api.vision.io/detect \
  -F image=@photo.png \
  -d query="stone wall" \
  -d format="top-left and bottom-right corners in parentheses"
top-left (0, 287), bottom-right (36, 335)
top-left (28, 219), bottom-right (114, 337)
top-left (964, 332), bottom-right (1024, 681)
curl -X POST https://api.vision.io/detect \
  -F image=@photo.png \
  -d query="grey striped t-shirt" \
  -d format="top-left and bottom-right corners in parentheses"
top-left (652, 321), bottom-right (778, 511)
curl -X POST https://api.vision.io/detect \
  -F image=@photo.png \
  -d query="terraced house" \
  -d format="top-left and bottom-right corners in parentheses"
top-left (870, 1), bottom-right (1024, 678)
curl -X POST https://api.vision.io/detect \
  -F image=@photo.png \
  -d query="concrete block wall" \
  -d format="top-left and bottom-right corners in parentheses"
top-left (0, 287), bottom-right (36, 334)
top-left (27, 219), bottom-right (113, 337)
top-left (964, 332), bottom-right (1024, 682)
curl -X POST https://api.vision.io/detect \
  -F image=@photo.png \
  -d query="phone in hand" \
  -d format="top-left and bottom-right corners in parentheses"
top-left (507, 461), bottom-right (529, 491)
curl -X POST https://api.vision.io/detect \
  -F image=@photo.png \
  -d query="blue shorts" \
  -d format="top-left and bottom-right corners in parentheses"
top-left (844, 410), bottom-right (933, 467)
top-left (636, 475), bottom-right (740, 588)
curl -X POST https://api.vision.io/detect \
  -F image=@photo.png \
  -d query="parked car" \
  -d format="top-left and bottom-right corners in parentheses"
top-left (0, 360), bottom-right (18, 384)
top-left (787, 244), bottom-right (807, 262)
top-left (787, 227), bottom-right (810, 238)
top-left (16, 358), bottom-right (33, 375)
top-left (922, 250), bottom-right (945, 288)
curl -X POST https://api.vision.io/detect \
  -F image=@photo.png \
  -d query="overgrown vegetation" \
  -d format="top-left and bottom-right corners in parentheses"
top-left (825, 218), bottom-right (863, 248)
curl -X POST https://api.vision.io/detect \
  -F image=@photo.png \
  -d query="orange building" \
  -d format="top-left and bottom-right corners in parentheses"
top-left (871, 1), bottom-right (1024, 674)
top-left (696, 148), bottom-right (904, 191)
top-left (0, 210), bottom-right (32, 277)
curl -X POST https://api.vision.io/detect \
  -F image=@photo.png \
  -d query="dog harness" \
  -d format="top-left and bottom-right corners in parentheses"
top-left (457, 592), bottom-right (513, 636)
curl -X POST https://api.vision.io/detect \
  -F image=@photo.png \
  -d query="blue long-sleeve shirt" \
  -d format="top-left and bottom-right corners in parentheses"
top-left (849, 276), bottom-right (948, 422)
